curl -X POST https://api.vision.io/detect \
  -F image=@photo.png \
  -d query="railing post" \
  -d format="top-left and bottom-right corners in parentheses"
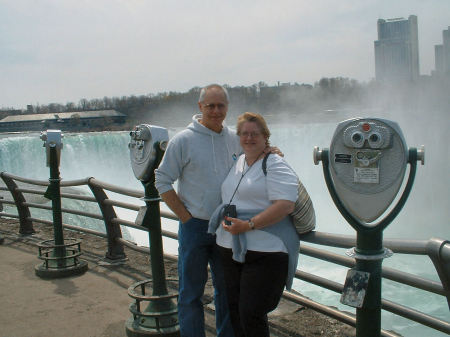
top-left (0, 195), bottom-right (3, 244)
top-left (0, 172), bottom-right (35, 235)
top-left (88, 178), bottom-right (126, 261)
top-left (427, 238), bottom-right (450, 309)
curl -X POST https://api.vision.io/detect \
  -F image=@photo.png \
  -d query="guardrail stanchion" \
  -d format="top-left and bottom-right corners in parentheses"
top-left (0, 195), bottom-right (3, 244)
top-left (1, 172), bottom-right (35, 234)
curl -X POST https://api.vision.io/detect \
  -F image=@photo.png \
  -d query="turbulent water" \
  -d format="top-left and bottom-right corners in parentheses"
top-left (0, 109), bottom-right (448, 336)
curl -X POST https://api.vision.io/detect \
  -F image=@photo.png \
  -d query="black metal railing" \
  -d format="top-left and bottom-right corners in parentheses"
top-left (1, 171), bottom-right (449, 336)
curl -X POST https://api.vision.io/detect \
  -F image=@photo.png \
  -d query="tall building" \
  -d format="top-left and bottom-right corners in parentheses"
top-left (374, 15), bottom-right (420, 82)
top-left (434, 26), bottom-right (450, 76)
top-left (435, 45), bottom-right (445, 74)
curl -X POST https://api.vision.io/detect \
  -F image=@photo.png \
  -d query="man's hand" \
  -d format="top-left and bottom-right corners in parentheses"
top-left (179, 212), bottom-right (193, 224)
top-left (160, 190), bottom-right (192, 224)
top-left (264, 146), bottom-right (284, 157)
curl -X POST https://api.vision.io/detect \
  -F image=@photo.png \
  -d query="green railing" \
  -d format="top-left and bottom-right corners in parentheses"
top-left (1, 171), bottom-right (449, 336)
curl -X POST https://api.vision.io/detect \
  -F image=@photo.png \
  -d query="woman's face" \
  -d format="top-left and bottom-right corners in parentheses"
top-left (239, 121), bottom-right (267, 156)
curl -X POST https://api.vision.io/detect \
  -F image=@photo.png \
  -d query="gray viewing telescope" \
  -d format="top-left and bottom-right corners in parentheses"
top-left (314, 118), bottom-right (424, 225)
top-left (128, 124), bottom-right (169, 182)
top-left (40, 129), bottom-right (63, 167)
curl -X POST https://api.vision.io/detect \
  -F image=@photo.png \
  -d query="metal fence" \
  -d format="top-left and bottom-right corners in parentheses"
top-left (1, 171), bottom-right (449, 336)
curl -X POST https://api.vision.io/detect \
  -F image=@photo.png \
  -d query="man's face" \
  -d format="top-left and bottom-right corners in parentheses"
top-left (198, 88), bottom-right (228, 133)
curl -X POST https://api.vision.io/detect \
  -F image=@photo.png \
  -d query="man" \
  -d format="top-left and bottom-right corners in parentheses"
top-left (155, 84), bottom-right (239, 337)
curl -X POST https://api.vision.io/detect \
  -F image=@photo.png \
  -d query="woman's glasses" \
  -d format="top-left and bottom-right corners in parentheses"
top-left (239, 131), bottom-right (262, 138)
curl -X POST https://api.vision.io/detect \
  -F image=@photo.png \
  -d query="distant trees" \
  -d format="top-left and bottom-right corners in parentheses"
top-left (3, 76), bottom-right (448, 125)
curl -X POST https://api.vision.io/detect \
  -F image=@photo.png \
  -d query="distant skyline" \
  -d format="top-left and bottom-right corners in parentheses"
top-left (1, 0), bottom-right (449, 109)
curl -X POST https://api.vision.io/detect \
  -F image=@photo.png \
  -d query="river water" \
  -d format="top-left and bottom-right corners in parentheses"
top-left (0, 108), bottom-right (448, 336)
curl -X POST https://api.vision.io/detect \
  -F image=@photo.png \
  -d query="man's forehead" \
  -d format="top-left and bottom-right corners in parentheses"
top-left (203, 88), bottom-right (227, 102)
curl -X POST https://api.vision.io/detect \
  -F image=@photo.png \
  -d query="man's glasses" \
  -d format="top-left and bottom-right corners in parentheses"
top-left (239, 131), bottom-right (262, 138)
top-left (202, 103), bottom-right (227, 111)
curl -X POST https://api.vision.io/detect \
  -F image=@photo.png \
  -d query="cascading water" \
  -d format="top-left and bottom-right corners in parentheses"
top-left (0, 109), bottom-right (448, 336)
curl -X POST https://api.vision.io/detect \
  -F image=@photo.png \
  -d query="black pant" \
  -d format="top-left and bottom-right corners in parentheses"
top-left (218, 247), bottom-right (288, 337)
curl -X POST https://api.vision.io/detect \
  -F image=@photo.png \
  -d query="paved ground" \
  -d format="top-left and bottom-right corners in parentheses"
top-left (0, 218), bottom-right (356, 337)
top-left (1, 235), bottom-right (137, 337)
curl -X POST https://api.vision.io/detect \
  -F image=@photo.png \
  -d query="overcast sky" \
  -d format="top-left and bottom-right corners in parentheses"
top-left (1, 0), bottom-right (449, 109)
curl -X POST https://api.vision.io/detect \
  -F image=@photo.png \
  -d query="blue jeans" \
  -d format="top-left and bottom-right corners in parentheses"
top-left (178, 218), bottom-right (234, 337)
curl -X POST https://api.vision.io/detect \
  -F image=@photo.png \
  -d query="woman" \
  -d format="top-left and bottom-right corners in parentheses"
top-left (208, 112), bottom-right (300, 337)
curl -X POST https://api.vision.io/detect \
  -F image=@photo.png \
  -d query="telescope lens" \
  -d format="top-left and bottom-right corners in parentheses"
top-left (352, 132), bottom-right (362, 143)
top-left (369, 133), bottom-right (379, 142)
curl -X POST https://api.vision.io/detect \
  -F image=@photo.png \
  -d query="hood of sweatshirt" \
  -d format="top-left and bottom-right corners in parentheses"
top-left (187, 114), bottom-right (234, 174)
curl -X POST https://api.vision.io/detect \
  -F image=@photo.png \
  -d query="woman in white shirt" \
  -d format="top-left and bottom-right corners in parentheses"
top-left (208, 112), bottom-right (300, 337)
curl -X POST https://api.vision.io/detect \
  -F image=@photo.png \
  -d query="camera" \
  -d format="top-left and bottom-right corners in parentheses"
top-left (224, 204), bottom-right (237, 226)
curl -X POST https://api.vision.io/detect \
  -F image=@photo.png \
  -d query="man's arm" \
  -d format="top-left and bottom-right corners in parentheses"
top-left (155, 135), bottom-right (192, 223)
top-left (160, 189), bottom-right (192, 224)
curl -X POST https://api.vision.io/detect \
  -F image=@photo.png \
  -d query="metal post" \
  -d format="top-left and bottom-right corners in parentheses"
top-left (46, 146), bottom-right (66, 264)
top-left (142, 179), bottom-right (170, 297)
top-left (35, 131), bottom-right (88, 278)
top-left (354, 231), bottom-right (384, 337)
top-left (0, 196), bottom-right (3, 244)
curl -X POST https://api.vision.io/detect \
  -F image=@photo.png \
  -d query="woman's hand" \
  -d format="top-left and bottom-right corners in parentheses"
top-left (222, 216), bottom-right (250, 235)
top-left (222, 200), bottom-right (294, 234)
top-left (264, 146), bottom-right (284, 157)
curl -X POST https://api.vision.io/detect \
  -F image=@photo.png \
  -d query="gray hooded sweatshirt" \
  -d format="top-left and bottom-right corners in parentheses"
top-left (155, 114), bottom-right (242, 220)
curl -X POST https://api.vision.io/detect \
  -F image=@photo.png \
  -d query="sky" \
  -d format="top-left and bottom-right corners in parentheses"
top-left (1, 0), bottom-right (449, 109)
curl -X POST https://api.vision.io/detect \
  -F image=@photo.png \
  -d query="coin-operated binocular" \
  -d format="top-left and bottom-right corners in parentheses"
top-left (314, 118), bottom-right (424, 224)
top-left (126, 124), bottom-right (179, 337)
top-left (40, 129), bottom-right (64, 167)
top-left (129, 124), bottom-right (168, 182)
top-left (314, 118), bottom-right (424, 337)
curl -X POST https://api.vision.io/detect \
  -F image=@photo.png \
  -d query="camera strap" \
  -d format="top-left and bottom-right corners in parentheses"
top-left (226, 153), bottom-right (264, 205)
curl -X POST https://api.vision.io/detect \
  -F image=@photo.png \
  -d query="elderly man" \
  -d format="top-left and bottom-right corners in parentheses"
top-left (155, 84), bottom-right (239, 337)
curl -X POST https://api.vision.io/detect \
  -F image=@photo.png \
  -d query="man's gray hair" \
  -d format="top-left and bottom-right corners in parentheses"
top-left (198, 84), bottom-right (230, 103)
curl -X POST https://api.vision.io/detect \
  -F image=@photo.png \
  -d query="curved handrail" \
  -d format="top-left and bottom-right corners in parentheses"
top-left (89, 177), bottom-right (144, 198)
top-left (301, 231), bottom-right (432, 255)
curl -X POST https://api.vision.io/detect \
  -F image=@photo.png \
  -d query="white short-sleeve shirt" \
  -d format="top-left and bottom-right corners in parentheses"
top-left (216, 154), bottom-right (298, 252)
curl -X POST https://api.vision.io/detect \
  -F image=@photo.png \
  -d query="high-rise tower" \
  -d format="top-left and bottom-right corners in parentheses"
top-left (374, 15), bottom-right (420, 82)
top-left (434, 26), bottom-right (450, 76)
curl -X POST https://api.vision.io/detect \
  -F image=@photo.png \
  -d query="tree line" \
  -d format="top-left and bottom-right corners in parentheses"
top-left (2, 76), bottom-right (449, 126)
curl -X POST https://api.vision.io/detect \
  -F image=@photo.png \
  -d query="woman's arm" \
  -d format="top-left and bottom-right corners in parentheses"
top-left (223, 199), bottom-right (294, 235)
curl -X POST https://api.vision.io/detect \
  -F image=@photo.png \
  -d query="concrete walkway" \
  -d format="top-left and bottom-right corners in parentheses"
top-left (0, 220), bottom-right (222, 337)
top-left (1, 239), bottom-right (133, 337)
